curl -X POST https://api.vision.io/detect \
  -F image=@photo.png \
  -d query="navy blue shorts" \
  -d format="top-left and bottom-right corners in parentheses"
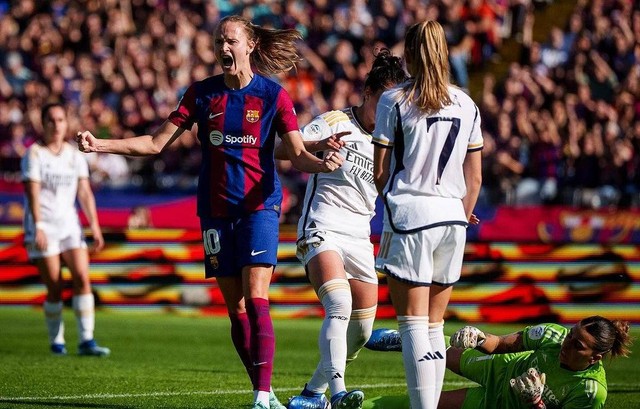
top-left (200, 209), bottom-right (279, 278)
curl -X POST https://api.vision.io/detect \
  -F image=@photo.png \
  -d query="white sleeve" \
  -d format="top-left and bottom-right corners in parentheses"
top-left (75, 149), bottom-right (90, 179)
top-left (301, 115), bottom-right (332, 142)
top-left (468, 104), bottom-right (483, 151)
top-left (372, 91), bottom-right (397, 147)
top-left (21, 147), bottom-right (40, 182)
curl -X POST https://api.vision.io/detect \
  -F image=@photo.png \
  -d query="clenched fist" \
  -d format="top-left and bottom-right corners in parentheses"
top-left (76, 131), bottom-right (98, 153)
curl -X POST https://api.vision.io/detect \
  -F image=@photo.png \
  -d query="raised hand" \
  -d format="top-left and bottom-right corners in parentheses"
top-left (510, 367), bottom-right (546, 408)
top-left (76, 131), bottom-right (98, 153)
top-left (451, 326), bottom-right (486, 349)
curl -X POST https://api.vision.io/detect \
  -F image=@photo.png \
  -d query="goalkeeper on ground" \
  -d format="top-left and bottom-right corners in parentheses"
top-left (363, 315), bottom-right (632, 409)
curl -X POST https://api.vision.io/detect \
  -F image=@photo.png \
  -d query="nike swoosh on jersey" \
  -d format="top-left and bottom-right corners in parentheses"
top-left (209, 112), bottom-right (223, 119)
top-left (251, 250), bottom-right (267, 256)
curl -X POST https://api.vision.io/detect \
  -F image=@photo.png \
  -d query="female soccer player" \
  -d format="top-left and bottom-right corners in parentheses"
top-left (279, 49), bottom-right (407, 409)
top-left (364, 315), bottom-right (633, 409)
top-left (22, 102), bottom-right (109, 357)
top-left (77, 15), bottom-right (342, 409)
top-left (372, 21), bottom-right (483, 409)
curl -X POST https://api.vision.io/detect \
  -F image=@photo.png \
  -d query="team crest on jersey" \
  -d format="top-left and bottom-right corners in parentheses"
top-left (528, 325), bottom-right (545, 340)
top-left (209, 255), bottom-right (219, 269)
top-left (245, 110), bottom-right (260, 123)
top-left (308, 124), bottom-right (322, 137)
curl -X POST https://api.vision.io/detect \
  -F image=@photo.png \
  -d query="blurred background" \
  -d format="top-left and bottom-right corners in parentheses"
top-left (0, 0), bottom-right (639, 324)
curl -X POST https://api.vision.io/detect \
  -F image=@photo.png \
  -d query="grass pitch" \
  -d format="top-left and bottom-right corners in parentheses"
top-left (0, 307), bottom-right (637, 408)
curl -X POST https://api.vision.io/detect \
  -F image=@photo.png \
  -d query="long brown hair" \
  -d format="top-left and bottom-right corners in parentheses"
top-left (403, 20), bottom-right (452, 114)
top-left (580, 315), bottom-right (633, 358)
top-left (218, 15), bottom-right (302, 75)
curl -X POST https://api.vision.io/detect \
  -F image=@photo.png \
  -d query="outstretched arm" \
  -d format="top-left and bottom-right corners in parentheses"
top-left (452, 326), bottom-right (525, 354)
top-left (274, 131), bottom-right (348, 160)
top-left (77, 120), bottom-right (184, 156)
top-left (279, 130), bottom-right (343, 173)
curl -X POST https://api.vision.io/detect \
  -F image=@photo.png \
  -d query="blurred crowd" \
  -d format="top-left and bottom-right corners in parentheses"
top-left (0, 0), bottom-right (638, 223)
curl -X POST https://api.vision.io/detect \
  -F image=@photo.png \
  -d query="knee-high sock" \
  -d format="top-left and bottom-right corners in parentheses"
top-left (44, 301), bottom-right (65, 345)
top-left (429, 321), bottom-right (446, 407)
top-left (246, 298), bottom-right (275, 393)
top-left (306, 279), bottom-right (351, 396)
top-left (72, 293), bottom-right (95, 342)
top-left (306, 304), bottom-right (376, 394)
top-left (229, 312), bottom-right (253, 379)
top-left (398, 315), bottom-right (436, 409)
top-left (345, 305), bottom-right (376, 365)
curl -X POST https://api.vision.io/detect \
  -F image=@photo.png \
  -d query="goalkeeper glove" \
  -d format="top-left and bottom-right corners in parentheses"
top-left (450, 326), bottom-right (486, 349)
top-left (510, 367), bottom-right (547, 408)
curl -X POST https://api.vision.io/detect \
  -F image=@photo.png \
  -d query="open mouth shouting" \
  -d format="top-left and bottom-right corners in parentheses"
top-left (221, 54), bottom-right (234, 69)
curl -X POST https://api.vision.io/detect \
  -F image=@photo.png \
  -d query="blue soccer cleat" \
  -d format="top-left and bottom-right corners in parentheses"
top-left (50, 343), bottom-right (67, 355)
top-left (365, 329), bottom-right (402, 352)
top-left (78, 339), bottom-right (111, 357)
top-left (287, 393), bottom-right (330, 409)
top-left (269, 389), bottom-right (287, 409)
top-left (331, 390), bottom-right (364, 409)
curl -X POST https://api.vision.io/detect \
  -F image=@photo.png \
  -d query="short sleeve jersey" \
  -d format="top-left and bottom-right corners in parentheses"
top-left (169, 74), bottom-right (299, 218)
top-left (297, 108), bottom-right (377, 238)
top-left (372, 84), bottom-right (483, 232)
top-left (498, 323), bottom-right (608, 409)
top-left (21, 141), bottom-right (89, 225)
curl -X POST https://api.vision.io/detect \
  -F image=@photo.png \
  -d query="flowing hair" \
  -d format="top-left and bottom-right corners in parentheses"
top-left (403, 20), bottom-right (452, 114)
top-left (218, 15), bottom-right (302, 75)
top-left (580, 315), bottom-right (633, 359)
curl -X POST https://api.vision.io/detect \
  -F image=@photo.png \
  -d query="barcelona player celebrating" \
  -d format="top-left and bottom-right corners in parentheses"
top-left (77, 15), bottom-right (342, 409)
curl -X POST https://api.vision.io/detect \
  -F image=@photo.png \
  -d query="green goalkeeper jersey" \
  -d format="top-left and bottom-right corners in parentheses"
top-left (461, 323), bottom-right (608, 409)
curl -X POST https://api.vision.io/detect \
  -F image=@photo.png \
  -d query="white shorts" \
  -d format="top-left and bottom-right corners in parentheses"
top-left (375, 224), bottom-right (467, 286)
top-left (296, 229), bottom-right (377, 284)
top-left (24, 218), bottom-right (87, 259)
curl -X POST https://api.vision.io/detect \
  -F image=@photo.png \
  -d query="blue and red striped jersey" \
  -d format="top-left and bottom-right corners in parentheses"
top-left (168, 74), bottom-right (299, 218)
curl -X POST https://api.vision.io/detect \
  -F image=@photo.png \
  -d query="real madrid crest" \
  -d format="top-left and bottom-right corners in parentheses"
top-left (246, 110), bottom-right (260, 123)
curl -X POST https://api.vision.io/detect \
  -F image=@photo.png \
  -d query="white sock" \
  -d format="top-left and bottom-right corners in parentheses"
top-left (43, 301), bottom-right (65, 345)
top-left (398, 315), bottom-right (436, 409)
top-left (429, 321), bottom-right (446, 407)
top-left (346, 306), bottom-right (376, 365)
top-left (72, 293), bottom-right (95, 342)
top-left (307, 279), bottom-right (352, 397)
top-left (254, 390), bottom-right (270, 406)
top-left (306, 305), bottom-right (377, 395)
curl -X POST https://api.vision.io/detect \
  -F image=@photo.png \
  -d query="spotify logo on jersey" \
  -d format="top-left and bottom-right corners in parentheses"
top-left (209, 130), bottom-right (224, 146)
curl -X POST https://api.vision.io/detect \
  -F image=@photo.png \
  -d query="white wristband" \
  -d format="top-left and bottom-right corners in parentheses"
top-left (35, 222), bottom-right (45, 229)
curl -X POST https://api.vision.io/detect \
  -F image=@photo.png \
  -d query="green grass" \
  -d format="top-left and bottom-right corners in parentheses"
top-left (0, 307), bottom-right (638, 408)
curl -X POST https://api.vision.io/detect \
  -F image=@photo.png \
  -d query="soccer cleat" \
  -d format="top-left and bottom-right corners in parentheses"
top-left (252, 401), bottom-right (270, 409)
top-left (331, 390), bottom-right (364, 409)
top-left (365, 329), bottom-right (401, 352)
top-left (287, 393), bottom-right (330, 409)
top-left (78, 339), bottom-right (111, 357)
top-left (50, 343), bottom-right (67, 355)
top-left (269, 389), bottom-right (287, 409)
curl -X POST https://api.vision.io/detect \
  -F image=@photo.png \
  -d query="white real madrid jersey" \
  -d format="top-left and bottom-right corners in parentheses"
top-left (373, 85), bottom-right (483, 232)
top-left (21, 141), bottom-right (89, 225)
top-left (298, 108), bottom-right (378, 238)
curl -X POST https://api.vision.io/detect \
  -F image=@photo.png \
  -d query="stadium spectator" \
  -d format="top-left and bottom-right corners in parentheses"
top-left (127, 205), bottom-right (153, 229)
top-left (363, 315), bottom-right (633, 409)
top-left (21, 102), bottom-right (109, 357)
top-left (372, 21), bottom-right (483, 409)
top-left (0, 0), bottom-right (637, 211)
top-left (281, 49), bottom-right (407, 409)
top-left (76, 15), bottom-right (343, 409)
